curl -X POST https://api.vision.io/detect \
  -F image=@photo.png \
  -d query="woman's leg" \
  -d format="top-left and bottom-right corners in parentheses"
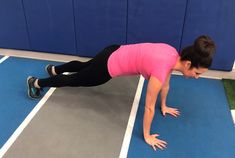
top-left (27, 44), bottom-right (120, 99)
top-left (38, 44), bottom-right (120, 87)
top-left (53, 45), bottom-right (120, 75)
top-left (54, 60), bottom-right (92, 74)
top-left (38, 66), bottom-right (109, 87)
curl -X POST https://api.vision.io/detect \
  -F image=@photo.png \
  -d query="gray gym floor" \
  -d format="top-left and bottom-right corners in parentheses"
top-left (4, 76), bottom-right (139, 158)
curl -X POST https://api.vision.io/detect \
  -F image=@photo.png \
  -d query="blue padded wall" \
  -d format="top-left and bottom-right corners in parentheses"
top-left (74, 0), bottom-right (127, 57)
top-left (23, 0), bottom-right (77, 55)
top-left (181, 0), bottom-right (235, 71)
top-left (127, 0), bottom-right (187, 50)
top-left (0, 0), bottom-right (234, 70)
top-left (0, 0), bottom-right (30, 50)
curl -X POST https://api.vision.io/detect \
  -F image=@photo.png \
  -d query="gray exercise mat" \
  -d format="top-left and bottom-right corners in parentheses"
top-left (4, 76), bottom-right (139, 158)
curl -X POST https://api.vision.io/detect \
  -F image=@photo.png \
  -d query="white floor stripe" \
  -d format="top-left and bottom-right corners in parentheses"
top-left (172, 71), bottom-right (222, 80)
top-left (0, 88), bottom-right (56, 158)
top-left (199, 75), bottom-right (222, 80)
top-left (119, 76), bottom-right (145, 158)
top-left (0, 56), bottom-right (9, 64)
top-left (231, 110), bottom-right (235, 125)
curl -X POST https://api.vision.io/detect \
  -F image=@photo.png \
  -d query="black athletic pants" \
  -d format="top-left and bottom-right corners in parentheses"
top-left (38, 45), bottom-right (120, 88)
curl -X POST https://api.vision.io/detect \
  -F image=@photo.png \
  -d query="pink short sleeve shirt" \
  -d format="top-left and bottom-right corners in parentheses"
top-left (107, 43), bottom-right (179, 83)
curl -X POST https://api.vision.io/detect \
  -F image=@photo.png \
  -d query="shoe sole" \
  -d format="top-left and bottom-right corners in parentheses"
top-left (45, 65), bottom-right (49, 75)
top-left (45, 64), bottom-right (54, 77)
top-left (27, 76), bottom-right (37, 100)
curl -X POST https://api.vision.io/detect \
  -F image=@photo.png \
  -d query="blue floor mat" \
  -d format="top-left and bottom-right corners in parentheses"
top-left (0, 57), bottom-right (61, 148)
top-left (128, 75), bottom-right (235, 158)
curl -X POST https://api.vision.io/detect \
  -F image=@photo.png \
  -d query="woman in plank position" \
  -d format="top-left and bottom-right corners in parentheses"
top-left (27, 35), bottom-right (216, 151)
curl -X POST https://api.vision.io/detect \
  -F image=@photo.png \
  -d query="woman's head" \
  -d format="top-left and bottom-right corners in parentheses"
top-left (179, 35), bottom-right (216, 78)
top-left (180, 35), bottom-right (216, 69)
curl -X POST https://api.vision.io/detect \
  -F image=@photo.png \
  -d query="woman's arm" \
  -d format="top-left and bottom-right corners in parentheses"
top-left (160, 72), bottom-right (171, 108)
top-left (160, 72), bottom-right (180, 117)
top-left (143, 76), bottom-right (167, 150)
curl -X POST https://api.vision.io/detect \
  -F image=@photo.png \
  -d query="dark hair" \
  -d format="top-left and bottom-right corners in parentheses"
top-left (180, 35), bottom-right (216, 68)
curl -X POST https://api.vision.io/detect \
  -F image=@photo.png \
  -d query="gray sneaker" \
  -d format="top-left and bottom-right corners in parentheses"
top-left (27, 76), bottom-right (41, 99)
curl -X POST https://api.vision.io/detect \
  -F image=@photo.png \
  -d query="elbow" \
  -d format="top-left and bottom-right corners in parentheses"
top-left (162, 85), bottom-right (170, 91)
top-left (144, 106), bottom-right (155, 114)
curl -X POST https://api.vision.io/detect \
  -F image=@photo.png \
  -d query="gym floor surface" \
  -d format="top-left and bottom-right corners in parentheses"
top-left (0, 49), bottom-right (234, 158)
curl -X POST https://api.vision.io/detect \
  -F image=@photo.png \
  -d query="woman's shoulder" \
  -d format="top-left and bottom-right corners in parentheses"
top-left (131, 42), bottom-right (176, 49)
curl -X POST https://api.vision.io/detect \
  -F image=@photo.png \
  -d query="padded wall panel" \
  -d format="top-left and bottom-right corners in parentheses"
top-left (127, 0), bottom-right (187, 50)
top-left (23, 0), bottom-right (76, 55)
top-left (0, 0), bottom-right (30, 50)
top-left (181, 0), bottom-right (235, 71)
top-left (74, 0), bottom-right (127, 57)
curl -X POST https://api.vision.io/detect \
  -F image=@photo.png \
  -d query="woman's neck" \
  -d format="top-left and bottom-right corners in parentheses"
top-left (173, 57), bottom-right (183, 72)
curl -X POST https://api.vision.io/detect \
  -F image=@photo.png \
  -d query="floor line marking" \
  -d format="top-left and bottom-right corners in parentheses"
top-left (0, 88), bottom-right (56, 158)
top-left (0, 56), bottom-right (9, 64)
top-left (199, 75), bottom-right (222, 80)
top-left (172, 72), bottom-right (222, 80)
top-left (119, 76), bottom-right (145, 158)
top-left (231, 110), bottom-right (235, 125)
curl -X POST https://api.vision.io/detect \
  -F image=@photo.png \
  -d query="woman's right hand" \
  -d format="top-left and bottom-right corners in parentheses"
top-left (144, 134), bottom-right (167, 151)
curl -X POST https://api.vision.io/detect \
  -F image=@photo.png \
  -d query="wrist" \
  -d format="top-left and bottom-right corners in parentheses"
top-left (161, 103), bottom-right (167, 108)
top-left (144, 134), bottom-right (150, 142)
top-left (143, 132), bottom-right (150, 140)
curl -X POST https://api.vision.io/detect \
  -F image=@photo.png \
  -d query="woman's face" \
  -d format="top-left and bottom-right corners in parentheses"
top-left (183, 67), bottom-right (208, 79)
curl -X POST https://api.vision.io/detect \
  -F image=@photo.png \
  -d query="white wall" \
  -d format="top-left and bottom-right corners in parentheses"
top-left (233, 60), bottom-right (235, 70)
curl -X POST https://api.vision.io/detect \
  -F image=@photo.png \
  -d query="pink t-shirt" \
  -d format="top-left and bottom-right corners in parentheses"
top-left (107, 43), bottom-right (179, 83)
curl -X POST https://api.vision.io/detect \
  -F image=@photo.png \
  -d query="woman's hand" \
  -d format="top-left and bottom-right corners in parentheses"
top-left (145, 134), bottom-right (167, 151)
top-left (161, 105), bottom-right (180, 117)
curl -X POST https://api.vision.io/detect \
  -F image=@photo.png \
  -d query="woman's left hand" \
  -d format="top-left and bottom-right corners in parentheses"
top-left (161, 106), bottom-right (180, 117)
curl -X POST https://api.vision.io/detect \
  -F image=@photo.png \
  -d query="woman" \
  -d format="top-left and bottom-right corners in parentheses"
top-left (27, 35), bottom-right (216, 150)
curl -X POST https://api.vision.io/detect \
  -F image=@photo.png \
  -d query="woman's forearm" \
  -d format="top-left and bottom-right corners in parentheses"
top-left (143, 106), bottom-right (155, 139)
top-left (161, 85), bottom-right (169, 107)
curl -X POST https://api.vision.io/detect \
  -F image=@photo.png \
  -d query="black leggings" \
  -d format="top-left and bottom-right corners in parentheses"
top-left (38, 45), bottom-right (120, 88)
